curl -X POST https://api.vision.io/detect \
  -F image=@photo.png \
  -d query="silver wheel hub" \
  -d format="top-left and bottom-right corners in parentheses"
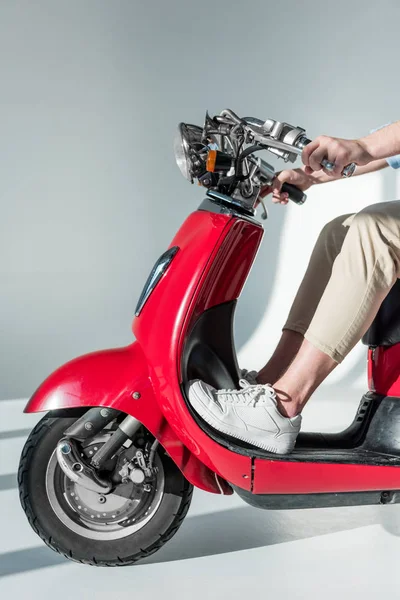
top-left (65, 480), bottom-right (142, 526)
top-left (46, 434), bottom-right (165, 541)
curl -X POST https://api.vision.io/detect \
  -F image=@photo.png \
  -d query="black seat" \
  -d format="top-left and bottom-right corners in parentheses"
top-left (362, 278), bottom-right (400, 346)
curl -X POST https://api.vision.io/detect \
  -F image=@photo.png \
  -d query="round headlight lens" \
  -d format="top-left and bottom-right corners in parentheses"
top-left (173, 123), bottom-right (191, 181)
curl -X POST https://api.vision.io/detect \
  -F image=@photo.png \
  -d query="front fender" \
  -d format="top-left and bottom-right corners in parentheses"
top-left (25, 342), bottom-right (151, 414)
top-left (25, 342), bottom-right (231, 495)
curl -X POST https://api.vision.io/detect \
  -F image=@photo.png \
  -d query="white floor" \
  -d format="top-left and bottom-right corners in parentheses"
top-left (2, 387), bottom-right (400, 599)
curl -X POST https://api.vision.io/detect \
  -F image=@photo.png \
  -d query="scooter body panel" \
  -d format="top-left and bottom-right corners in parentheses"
top-left (25, 202), bottom-right (400, 500)
top-left (25, 342), bottom-right (150, 414)
top-left (24, 341), bottom-right (230, 495)
top-left (369, 343), bottom-right (400, 396)
top-left (24, 207), bottom-right (263, 494)
top-left (253, 458), bottom-right (400, 494)
top-left (133, 208), bottom-right (263, 491)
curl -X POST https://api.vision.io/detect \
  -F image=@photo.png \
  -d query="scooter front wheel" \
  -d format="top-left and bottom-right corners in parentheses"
top-left (18, 415), bottom-right (193, 566)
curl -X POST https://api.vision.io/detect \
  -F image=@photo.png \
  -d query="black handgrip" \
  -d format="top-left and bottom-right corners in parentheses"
top-left (281, 183), bottom-right (306, 205)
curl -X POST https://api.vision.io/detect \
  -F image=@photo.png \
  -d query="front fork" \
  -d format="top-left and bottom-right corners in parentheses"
top-left (56, 407), bottom-right (152, 495)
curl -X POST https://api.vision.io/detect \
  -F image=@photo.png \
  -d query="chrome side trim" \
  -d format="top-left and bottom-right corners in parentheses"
top-left (135, 246), bottom-right (179, 316)
top-left (206, 190), bottom-right (256, 216)
top-left (199, 196), bottom-right (261, 226)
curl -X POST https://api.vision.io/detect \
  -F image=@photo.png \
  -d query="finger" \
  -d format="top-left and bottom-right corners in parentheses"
top-left (320, 143), bottom-right (340, 176)
top-left (308, 147), bottom-right (327, 172)
top-left (273, 187), bottom-right (288, 198)
top-left (259, 185), bottom-right (273, 199)
top-left (279, 198), bottom-right (289, 205)
top-left (278, 169), bottom-right (295, 182)
top-left (273, 169), bottom-right (293, 191)
top-left (331, 151), bottom-right (349, 176)
top-left (322, 167), bottom-right (336, 177)
top-left (301, 139), bottom-right (320, 167)
top-left (320, 140), bottom-right (350, 177)
top-left (321, 158), bottom-right (340, 177)
top-left (272, 193), bottom-right (282, 203)
top-left (272, 191), bottom-right (288, 204)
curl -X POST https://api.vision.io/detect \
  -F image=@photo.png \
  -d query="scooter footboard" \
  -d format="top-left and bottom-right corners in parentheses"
top-left (24, 342), bottom-right (230, 495)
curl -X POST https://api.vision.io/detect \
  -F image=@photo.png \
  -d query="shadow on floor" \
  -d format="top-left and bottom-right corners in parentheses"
top-left (142, 504), bottom-right (389, 565)
top-left (3, 503), bottom-right (399, 577)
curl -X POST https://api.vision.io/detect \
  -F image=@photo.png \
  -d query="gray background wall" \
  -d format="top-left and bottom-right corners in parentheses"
top-left (1, 0), bottom-right (400, 400)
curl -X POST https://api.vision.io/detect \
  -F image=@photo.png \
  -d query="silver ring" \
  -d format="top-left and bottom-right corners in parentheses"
top-left (342, 163), bottom-right (356, 178)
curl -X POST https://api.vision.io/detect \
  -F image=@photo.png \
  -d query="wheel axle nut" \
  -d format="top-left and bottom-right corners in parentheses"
top-left (60, 442), bottom-right (71, 454)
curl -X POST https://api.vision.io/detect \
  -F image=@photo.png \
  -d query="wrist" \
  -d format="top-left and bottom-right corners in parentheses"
top-left (358, 136), bottom-right (377, 162)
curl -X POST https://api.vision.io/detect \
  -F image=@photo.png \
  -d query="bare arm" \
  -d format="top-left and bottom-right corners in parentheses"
top-left (302, 122), bottom-right (400, 177)
top-left (264, 159), bottom-right (389, 205)
top-left (359, 122), bottom-right (400, 161)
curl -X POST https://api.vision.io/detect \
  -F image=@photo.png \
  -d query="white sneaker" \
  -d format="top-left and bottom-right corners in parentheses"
top-left (188, 379), bottom-right (301, 454)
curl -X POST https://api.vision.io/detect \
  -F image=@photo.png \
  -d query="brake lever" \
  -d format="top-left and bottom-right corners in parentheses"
top-left (259, 197), bottom-right (268, 220)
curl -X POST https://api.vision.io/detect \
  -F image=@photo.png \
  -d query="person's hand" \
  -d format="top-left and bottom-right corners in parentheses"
top-left (302, 136), bottom-right (372, 177)
top-left (260, 168), bottom-right (315, 205)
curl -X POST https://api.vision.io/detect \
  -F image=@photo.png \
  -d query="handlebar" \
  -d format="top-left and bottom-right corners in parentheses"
top-left (282, 137), bottom-right (356, 205)
top-left (256, 129), bottom-right (356, 206)
top-left (281, 183), bottom-right (307, 205)
top-left (296, 136), bottom-right (356, 178)
top-left (204, 111), bottom-right (358, 209)
top-left (320, 159), bottom-right (356, 177)
top-left (257, 157), bottom-right (306, 206)
top-left (285, 136), bottom-right (356, 204)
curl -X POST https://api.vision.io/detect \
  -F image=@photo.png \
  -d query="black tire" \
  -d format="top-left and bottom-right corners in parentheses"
top-left (18, 414), bottom-right (193, 567)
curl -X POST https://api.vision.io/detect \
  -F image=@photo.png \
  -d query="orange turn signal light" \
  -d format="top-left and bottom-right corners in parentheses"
top-left (206, 149), bottom-right (217, 172)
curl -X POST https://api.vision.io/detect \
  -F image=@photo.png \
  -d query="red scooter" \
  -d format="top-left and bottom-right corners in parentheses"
top-left (18, 109), bottom-right (400, 566)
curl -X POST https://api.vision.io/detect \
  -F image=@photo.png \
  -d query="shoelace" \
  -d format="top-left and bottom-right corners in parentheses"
top-left (215, 379), bottom-right (276, 407)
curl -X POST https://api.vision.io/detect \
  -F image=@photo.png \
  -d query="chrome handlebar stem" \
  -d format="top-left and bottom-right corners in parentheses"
top-left (221, 111), bottom-right (356, 178)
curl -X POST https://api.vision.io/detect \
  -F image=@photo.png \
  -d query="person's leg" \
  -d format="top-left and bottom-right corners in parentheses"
top-left (273, 200), bottom-right (400, 419)
top-left (257, 330), bottom-right (303, 385)
top-left (188, 201), bottom-right (400, 453)
top-left (273, 339), bottom-right (337, 417)
top-left (257, 213), bottom-right (355, 385)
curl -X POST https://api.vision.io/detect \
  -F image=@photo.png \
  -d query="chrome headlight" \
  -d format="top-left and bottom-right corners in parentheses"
top-left (173, 123), bottom-right (204, 183)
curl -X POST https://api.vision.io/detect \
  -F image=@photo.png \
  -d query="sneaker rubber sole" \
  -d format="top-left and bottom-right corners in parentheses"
top-left (189, 387), bottom-right (297, 455)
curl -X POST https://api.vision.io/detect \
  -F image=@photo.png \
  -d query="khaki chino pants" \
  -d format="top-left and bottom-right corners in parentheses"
top-left (283, 201), bottom-right (400, 362)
